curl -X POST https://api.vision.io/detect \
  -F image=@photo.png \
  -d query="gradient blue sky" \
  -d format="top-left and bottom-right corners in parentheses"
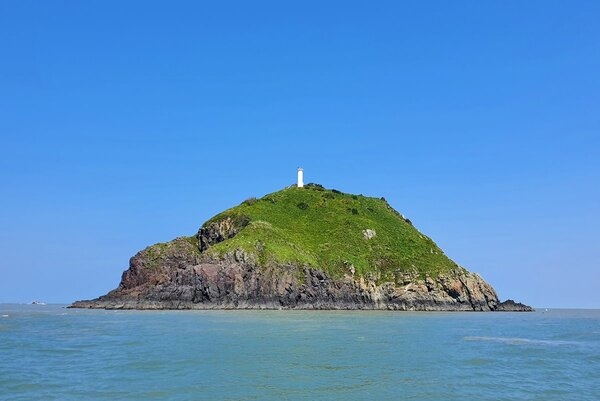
top-left (1, 1), bottom-right (599, 307)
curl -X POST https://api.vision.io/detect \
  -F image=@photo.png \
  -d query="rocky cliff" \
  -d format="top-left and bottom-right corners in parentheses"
top-left (71, 186), bottom-right (532, 311)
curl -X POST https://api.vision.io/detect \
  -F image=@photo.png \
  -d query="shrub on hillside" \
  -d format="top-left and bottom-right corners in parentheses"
top-left (306, 183), bottom-right (325, 191)
top-left (243, 197), bottom-right (258, 206)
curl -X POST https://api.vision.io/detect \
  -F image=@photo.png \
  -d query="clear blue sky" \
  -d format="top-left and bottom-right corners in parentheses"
top-left (1, 1), bottom-right (599, 308)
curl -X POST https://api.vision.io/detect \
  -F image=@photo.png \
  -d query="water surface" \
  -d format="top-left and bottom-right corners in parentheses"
top-left (1, 305), bottom-right (599, 400)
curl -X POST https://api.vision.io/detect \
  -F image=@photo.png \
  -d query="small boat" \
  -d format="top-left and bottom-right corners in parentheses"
top-left (30, 300), bottom-right (46, 305)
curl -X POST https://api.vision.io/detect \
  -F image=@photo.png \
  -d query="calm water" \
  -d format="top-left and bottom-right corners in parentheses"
top-left (1, 305), bottom-right (599, 400)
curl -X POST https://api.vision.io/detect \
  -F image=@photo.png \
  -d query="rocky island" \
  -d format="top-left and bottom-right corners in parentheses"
top-left (71, 184), bottom-right (532, 311)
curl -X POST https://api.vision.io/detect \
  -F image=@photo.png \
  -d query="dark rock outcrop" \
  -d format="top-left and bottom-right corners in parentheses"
top-left (70, 243), bottom-right (532, 311)
top-left (494, 299), bottom-right (534, 312)
top-left (198, 215), bottom-right (250, 252)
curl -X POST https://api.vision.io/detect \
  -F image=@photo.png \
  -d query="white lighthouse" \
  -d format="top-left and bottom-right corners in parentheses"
top-left (297, 167), bottom-right (304, 188)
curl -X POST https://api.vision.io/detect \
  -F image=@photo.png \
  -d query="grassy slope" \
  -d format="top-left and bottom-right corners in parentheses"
top-left (201, 185), bottom-right (460, 282)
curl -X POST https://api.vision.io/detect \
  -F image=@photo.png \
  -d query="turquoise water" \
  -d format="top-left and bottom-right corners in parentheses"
top-left (1, 305), bottom-right (599, 400)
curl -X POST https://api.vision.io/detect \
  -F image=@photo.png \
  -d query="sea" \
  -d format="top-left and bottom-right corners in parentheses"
top-left (1, 305), bottom-right (599, 401)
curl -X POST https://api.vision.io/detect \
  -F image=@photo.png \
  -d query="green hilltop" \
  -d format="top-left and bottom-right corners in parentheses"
top-left (198, 184), bottom-right (460, 282)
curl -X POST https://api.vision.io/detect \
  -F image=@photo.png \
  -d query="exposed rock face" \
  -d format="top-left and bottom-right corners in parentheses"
top-left (71, 243), bottom-right (531, 311)
top-left (198, 215), bottom-right (250, 252)
top-left (495, 299), bottom-right (534, 312)
top-left (363, 229), bottom-right (377, 240)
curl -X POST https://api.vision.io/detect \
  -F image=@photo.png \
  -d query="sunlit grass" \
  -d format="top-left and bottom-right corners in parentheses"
top-left (202, 185), bottom-right (458, 282)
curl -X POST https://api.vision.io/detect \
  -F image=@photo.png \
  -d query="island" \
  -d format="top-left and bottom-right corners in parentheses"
top-left (71, 182), bottom-right (532, 311)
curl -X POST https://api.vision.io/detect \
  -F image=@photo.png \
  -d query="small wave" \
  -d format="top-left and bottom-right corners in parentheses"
top-left (463, 336), bottom-right (579, 346)
top-left (1, 315), bottom-right (8, 318)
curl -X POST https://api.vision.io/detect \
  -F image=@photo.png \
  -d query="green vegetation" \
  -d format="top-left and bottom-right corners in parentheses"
top-left (140, 236), bottom-right (200, 270)
top-left (202, 186), bottom-right (458, 282)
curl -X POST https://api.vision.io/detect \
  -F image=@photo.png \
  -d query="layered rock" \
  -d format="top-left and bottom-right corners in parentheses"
top-left (71, 238), bottom-right (532, 311)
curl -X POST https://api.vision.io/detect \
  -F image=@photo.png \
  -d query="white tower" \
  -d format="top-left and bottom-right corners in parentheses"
top-left (297, 167), bottom-right (304, 188)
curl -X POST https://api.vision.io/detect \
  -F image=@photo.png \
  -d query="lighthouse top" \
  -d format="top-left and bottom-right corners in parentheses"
top-left (297, 167), bottom-right (304, 188)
